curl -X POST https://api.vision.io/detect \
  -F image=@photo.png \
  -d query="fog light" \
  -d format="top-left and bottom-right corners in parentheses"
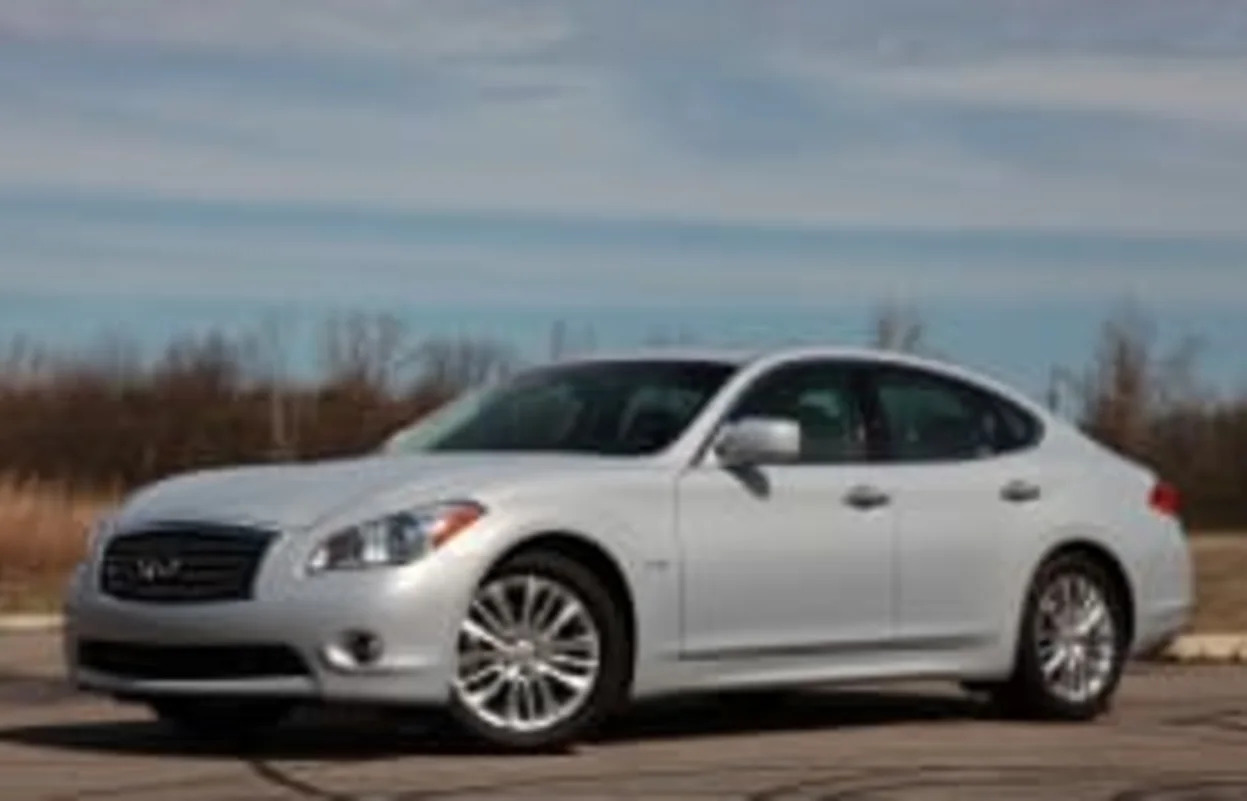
top-left (322, 630), bottom-right (385, 671)
top-left (344, 630), bottom-right (384, 666)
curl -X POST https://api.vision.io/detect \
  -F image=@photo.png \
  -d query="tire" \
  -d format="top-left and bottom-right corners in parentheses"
top-left (149, 697), bottom-right (293, 740)
top-left (447, 550), bottom-right (631, 751)
top-left (995, 552), bottom-right (1129, 721)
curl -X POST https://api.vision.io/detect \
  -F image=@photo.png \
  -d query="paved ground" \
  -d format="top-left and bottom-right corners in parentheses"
top-left (3, 631), bottom-right (1247, 800)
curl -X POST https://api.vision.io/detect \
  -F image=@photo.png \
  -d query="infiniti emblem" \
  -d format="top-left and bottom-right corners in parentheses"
top-left (135, 557), bottom-right (182, 582)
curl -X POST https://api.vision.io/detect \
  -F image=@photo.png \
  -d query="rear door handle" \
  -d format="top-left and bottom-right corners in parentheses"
top-left (1001, 480), bottom-right (1042, 504)
top-left (845, 485), bottom-right (891, 511)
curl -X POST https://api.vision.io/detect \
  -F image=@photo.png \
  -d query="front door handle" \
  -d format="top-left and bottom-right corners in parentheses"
top-left (845, 485), bottom-right (891, 511)
top-left (1001, 480), bottom-right (1042, 504)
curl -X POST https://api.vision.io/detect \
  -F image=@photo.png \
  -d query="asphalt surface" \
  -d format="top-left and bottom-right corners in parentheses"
top-left (2, 631), bottom-right (1246, 800)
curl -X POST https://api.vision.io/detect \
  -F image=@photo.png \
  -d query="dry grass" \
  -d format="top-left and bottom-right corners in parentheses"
top-left (0, 479), bottom-right (1244, 629)
top-left (0, 477), bottom-right (118, 613)
top-left (1189, 534), bottom-right (1247, 633)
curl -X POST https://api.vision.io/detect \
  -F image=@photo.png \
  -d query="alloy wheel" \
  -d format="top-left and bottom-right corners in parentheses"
top-left (1033, 572), bottom-right (1118, 706)
top-left (453, 574), bottom-right (602, 735)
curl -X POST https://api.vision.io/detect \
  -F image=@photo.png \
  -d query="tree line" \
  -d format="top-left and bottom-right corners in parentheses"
top-left (0, 307), bottom-right (1242, 529)
top-left (0, 314), bottom-right (514, 490)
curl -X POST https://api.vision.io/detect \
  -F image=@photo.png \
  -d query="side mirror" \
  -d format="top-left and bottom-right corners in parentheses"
top-left (714, 417), bottom-right (801, 466)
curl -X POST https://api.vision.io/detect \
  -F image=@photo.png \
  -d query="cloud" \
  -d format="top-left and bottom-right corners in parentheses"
top-left (9, 0), bottom-right (1245, 61)
top-left (844, 56), bottom-right (1247, 127)
top-left (0, 0), bottom-right (573, 61)
top-left (2, 192), bottom-right (1245, 309)
top-left (1, 0), bottom-right (1246, 312)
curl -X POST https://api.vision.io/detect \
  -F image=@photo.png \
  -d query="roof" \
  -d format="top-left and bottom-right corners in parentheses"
top-left (546, 346), bottom-right (1051, 418)
top-left (552, 345), bottom-right (951, 369)
top-left (552, 347), bottom-right (763, 366)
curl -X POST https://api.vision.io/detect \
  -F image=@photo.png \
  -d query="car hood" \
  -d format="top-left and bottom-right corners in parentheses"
top-left (115, 453), bottom-right (635, 532)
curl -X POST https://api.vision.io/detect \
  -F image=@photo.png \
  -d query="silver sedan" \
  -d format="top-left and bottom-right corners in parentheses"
top-left (66, 348), bottom-right (1192, 750)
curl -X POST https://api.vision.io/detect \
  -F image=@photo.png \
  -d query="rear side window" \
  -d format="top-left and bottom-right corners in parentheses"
top-left (871, 367), bottom-right (1041, 462)
top-left (989, 393), bottom-right (1043, 453)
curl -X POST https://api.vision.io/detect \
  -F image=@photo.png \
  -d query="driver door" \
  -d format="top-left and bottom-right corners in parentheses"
top-left (675, 361), bottom-right (896, 660)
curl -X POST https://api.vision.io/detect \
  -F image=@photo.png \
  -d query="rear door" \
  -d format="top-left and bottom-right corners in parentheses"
top-left (866, 365), bottom-right (1046, 646)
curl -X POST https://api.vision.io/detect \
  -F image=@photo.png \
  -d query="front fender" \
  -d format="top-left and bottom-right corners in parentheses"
top-left (435, 490), bottom-right (682, 698)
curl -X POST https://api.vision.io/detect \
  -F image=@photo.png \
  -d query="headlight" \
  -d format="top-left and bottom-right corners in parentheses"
top-left (307, 501), bottom-right (485, 574)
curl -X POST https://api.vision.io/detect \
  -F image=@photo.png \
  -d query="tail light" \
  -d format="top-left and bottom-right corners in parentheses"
top-left (1149, 481), bottom-right (1182, 519)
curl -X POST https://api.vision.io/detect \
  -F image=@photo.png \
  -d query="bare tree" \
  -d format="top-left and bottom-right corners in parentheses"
top-left (546, 321), bottom-right (599, 361)
top-left (870, 303), bottom-right (927, 352)
top-left (413, 336), bottom-right (517, 395)
top-left (644, 326), bottom-right (697, 348)
top-left (548, 320), bottom-right (569, 362)
top-left (245, 314), bottom-right (300, 460)
top-left (319, 313), bottom-right (417, 390)
top-left (1057, 304), bottom-right (1204, 457)
top-left (79, 332), bottom-right (144, 385)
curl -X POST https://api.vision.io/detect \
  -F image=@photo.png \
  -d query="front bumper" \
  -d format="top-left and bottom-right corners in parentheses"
top-left (65, 544), bottom-right (478, 706)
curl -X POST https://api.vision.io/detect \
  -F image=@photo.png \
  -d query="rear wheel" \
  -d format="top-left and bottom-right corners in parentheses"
top-left (996, 552), bottom-right (1128, 720)
top-left (149, 697), bottom-right (293, 740)
top-left (447, 551), bottom-right (630, 751)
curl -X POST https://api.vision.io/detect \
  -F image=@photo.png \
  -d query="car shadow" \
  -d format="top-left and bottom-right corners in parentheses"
top-left (602, 688), bottom-right (989, 743)
top-left (0, 687), bottom-right (988, 760)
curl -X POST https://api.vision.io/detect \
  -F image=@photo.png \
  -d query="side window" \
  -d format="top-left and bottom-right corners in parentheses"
top-left (731, 363), bottom-right (867, 464)
top-left (987, 394), bottom-right (1042, 453)
top-left (873, 368), bottom-right (1040, 462)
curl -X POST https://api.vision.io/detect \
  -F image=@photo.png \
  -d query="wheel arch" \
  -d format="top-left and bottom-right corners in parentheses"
top-left (492, 530), bottom-right (638, 684)
top-left (1031, 539), bottom-right (1137, 650)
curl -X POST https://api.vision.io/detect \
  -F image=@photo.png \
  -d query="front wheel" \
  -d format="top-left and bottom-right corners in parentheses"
top-left (447, 551), bottom-right (630, 751)
top-left (997, 553), bottom-right (1129, 721)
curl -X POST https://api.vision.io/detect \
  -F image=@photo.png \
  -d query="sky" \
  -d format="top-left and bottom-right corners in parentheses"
top-left (1, 0), bottom-right (1246, 397)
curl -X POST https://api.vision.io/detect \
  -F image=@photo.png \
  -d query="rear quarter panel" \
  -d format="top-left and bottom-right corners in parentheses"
top-left (994, 436), bottom-right (1191, 667)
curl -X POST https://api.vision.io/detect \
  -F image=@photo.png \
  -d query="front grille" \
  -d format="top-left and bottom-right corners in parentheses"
top-left (78, 641), bottom-right (310, 680)
top-left (101, 525), bottom-right (277, 603)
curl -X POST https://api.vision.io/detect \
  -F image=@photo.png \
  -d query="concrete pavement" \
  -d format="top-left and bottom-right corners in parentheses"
top-left (2, 630), bottom-right (1247, 800)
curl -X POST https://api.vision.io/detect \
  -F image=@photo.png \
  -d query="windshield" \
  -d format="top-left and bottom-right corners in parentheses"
top-left (385, 360), bottom-right (737, 456)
